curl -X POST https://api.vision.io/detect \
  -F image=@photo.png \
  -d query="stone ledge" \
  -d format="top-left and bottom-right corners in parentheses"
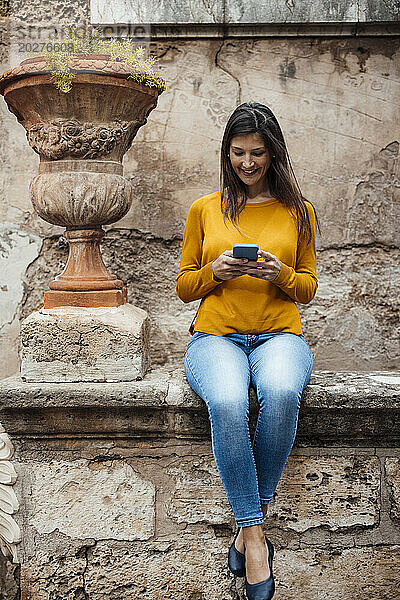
top-left (121, 22), bottom-right (400, 39)
top-left (0, 369), bottom-right (399, 445)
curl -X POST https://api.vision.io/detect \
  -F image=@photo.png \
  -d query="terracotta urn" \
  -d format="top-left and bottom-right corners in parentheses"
top-left (0, 55), bottom-right (164, 308)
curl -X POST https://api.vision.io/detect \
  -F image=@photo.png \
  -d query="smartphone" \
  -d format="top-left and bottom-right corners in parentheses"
top-left (232, 243), bottom-right (259, 261)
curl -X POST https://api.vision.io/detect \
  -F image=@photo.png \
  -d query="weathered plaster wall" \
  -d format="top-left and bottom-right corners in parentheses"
top-left (112, 37), bottom-right (400, 372)
top-left (1, 8), bottom-right (400, 381)
top-left (2, 36), bottom-right (398, 377)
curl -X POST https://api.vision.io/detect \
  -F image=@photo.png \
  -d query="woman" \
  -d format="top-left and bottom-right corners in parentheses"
top-left (176, 102), bottom-right (320, 600)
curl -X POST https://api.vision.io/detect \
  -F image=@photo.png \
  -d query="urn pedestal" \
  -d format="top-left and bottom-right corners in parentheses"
top-left (19, 304), bottom-right (151, 383)
top-left (0, 55), bottom-right (164, 381)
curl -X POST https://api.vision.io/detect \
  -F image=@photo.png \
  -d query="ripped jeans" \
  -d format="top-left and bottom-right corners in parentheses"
top-left (184, 331), bottom-right (313, 527)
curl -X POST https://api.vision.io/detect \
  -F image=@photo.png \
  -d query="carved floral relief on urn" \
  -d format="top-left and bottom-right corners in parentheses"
top-left (0, 54), bottom-right (164, 308)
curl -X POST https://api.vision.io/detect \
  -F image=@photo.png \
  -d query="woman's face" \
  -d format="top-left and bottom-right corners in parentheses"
top-left (228, 133), bottom-right (271, 187)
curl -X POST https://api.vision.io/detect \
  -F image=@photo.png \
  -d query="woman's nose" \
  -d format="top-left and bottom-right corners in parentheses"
top-left (242, 156), bottom-right (255, 167)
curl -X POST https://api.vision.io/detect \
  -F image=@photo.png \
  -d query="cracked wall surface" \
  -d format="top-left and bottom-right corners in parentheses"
top-left (1, 37), bottom-right (398, 375)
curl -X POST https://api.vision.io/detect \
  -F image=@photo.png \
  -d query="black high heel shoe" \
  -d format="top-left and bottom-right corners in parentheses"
top-left (245, 535), bottom-right (275, 600)
top-left (228, 528), bottom-right (245, 577)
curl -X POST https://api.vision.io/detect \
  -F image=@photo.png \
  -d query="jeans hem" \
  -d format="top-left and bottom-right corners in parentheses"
top-left (236, 517), bottom-right (264, 527)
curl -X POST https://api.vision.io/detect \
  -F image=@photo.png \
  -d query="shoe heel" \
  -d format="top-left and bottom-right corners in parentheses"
top-left (228, 528), bottom-right (246, 577)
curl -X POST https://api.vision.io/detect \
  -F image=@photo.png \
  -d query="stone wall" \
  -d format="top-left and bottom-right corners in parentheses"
top-left (0, 369), bottom-right (399, 598)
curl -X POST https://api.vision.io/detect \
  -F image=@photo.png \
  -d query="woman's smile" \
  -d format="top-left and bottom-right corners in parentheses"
top-left (241, 168), bottom-right (259, 176)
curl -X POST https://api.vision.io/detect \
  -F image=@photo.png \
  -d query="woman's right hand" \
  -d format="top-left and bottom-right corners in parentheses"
top-left (212, 250), bottom-right (250, 281)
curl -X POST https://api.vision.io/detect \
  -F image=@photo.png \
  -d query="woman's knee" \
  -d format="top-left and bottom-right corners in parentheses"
top-left (207, 387), bottom-right (249, 422)
top-left (257, 381), bottom-right (302, 412)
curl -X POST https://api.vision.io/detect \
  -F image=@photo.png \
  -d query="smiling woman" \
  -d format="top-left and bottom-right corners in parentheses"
top-left (176, 101), bottom-right (321, 600)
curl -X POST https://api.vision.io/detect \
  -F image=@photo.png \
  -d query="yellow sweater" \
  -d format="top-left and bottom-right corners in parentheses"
top-left (176, 191), bottom-right (318, 336)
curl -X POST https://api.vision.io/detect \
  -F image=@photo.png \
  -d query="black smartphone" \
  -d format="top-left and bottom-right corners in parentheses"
top-left (232, 243), bottom-right (259, 261)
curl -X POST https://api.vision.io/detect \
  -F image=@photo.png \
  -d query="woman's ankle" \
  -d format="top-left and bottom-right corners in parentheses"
top-left (242, 524), bottom-right (265, 545)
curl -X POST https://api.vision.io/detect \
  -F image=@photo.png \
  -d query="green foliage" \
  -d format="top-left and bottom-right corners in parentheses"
top-left (42, 25), bottom-right (167, 93)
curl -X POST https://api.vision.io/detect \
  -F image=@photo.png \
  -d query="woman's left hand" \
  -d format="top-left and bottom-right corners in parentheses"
top-left (242, 249), bottom-right (282, 281)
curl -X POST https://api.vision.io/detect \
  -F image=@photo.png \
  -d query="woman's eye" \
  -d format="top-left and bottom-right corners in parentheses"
top-left (233, 152), bottom-right (264, 156)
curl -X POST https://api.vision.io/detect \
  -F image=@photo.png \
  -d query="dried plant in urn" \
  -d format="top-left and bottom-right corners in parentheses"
top-left (0, 25), bottom-right (167, 309)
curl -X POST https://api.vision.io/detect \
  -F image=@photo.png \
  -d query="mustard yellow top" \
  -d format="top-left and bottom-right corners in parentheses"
top-left (176, 191), bottom-right (318, 336)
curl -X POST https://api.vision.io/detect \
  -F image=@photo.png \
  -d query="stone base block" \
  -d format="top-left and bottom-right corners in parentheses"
top-left (19, 304), bottom-right (151, 383)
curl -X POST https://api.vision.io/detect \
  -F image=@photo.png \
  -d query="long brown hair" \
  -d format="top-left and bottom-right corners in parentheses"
top-left (220, 102), bottom-right (321, 245)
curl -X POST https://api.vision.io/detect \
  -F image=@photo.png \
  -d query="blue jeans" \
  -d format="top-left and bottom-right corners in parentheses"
top-left (184, 331), bottom-right (313, 528)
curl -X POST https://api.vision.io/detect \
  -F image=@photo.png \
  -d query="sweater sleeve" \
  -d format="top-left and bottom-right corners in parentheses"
top-left (272, 201), bottom-right (318, 304)
top-left (176, 200), bottom-right (224, 303)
